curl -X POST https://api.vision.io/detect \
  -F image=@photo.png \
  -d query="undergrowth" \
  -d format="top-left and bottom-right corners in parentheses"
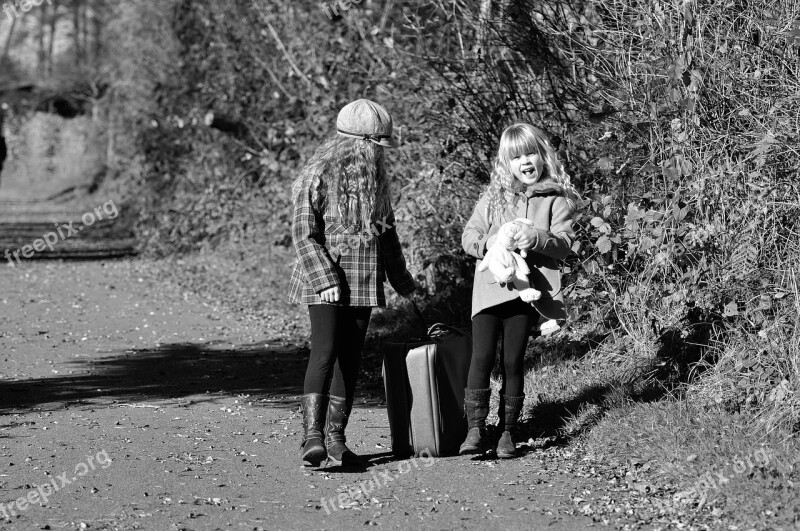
top-left (96, 0), bottom-right (799, 526)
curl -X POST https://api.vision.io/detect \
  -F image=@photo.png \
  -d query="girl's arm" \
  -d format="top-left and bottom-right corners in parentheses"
top-left (378, 207), bottom-right (416, 297)
top-left (517, 196), bottom-right (575, 260)
top-left (291, 177), bottom-right (340, 294)
top-left (462, 194), bottom-right (493, 259)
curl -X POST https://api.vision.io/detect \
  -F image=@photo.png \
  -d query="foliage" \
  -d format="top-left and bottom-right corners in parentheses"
top-left (406, 0), bottom-right (799, 431)
top-left (100, 0), bottom-right (452, 257)
top-left (99, 0), bottom-right (799, 432)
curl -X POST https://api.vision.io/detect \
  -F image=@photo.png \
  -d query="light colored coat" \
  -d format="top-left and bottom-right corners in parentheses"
top-left (462, 181), bottom-right (575, 319)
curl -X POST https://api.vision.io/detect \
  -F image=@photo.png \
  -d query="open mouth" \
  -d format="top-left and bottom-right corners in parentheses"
top-left (521, 167), bottom-right (537, 176)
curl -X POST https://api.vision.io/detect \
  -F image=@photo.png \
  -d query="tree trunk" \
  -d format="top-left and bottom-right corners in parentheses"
top-left (106, 90), bottom-right (115, 168)
top-left (91, 0), bottom-right (102, 68)
top-left (37, 3), bottom-right (48, 77)
top-left (72, 0), bottom-right (82, 66)
top-left (478, 0), bottom-right (492, 50)
top-left (1, 16), bottom-right (18, 67)
top-left (47, 0), bottom-right (59, 77)
top-left (81, 0), bottom-right (88, 65)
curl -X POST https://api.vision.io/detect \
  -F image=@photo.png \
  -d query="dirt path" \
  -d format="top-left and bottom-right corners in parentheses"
top-left (0, 199), bottom-right (136, 261)
top-left (0, 259), bottom-right (616, 530)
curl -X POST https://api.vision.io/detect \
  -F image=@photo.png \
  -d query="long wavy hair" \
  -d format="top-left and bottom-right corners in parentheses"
top-left (484, 123), bottom-right (581, 222)
top-left (292, 135), bottom-right (390, 231)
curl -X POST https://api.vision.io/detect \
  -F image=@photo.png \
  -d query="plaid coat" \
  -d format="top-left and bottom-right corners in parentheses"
top-left (288, 172), bottom-right (416, 307)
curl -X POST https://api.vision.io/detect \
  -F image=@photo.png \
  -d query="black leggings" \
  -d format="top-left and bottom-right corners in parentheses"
top-left (303, 304), bottom-right (372, 402)
top-left (467, 299), bottom-right (538, 396)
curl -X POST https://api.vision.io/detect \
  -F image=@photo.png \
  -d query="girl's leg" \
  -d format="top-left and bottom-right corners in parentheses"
top-left (467, 312), bottom-right (502, 389)
top-left (301, 304), bottom-right (343, 466)
top-left (326, 306), bottom-right (371, 465)
top-left (304, 304), bottom-right (343, 395)
top-left (500, 309), bottom-right (533, 396)
top-left (497, 300), bottom-right (536, 458)
top-left (460, 310), bottom-right (501, 455)
top-left (329, 307), bottom-right (372, 402)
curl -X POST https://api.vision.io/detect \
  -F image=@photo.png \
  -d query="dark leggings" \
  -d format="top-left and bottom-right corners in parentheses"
top-left (303, 304), bottom-right (372, 403)
top-left (467, 298), bottom-right (538, 396)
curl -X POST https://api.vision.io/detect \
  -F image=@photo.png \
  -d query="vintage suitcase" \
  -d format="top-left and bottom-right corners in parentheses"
top-left (382, 321), bottom-right (471, 457)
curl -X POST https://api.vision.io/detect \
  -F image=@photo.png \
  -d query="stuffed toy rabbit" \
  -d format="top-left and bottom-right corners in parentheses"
top-left (478, 219), bottom-right (542, 303)
top-left (478, 219), bottom-right (561, 335)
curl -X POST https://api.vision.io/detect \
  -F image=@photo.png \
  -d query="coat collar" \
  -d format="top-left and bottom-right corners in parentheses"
top-left (524, 180), bottom-right (564, 197)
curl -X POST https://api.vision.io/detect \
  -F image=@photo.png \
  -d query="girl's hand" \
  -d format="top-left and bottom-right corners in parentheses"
top-left (403, 281), bottom-right (425, 301)
top-left (320, 286), bottom-right (341, 303)
top-left (512, 225), bottom-right (539, 250)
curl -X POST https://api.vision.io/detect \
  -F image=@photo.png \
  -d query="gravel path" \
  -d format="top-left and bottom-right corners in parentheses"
top-left (0, 260), bottom-right (607, 530)
top-left (0, 199), bottom-right (136, 261)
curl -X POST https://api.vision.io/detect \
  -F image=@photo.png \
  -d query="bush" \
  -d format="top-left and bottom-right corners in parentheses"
top-left (101, 0), bottom-right (454, 257)
top-left (407, 0), bottom-right (799, 429)
top-left (103, 0), bottom-right (799, 431)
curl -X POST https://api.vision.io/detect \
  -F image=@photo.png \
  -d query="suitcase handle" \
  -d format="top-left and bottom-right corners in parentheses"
top-left (427, 323), bottom-right (466, 339)
top-left (411, 301), bottom-right (466, 340)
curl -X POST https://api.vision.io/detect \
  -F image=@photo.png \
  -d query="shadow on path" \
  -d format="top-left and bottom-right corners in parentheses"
top-left (0, 341), bottom-right (388, 414)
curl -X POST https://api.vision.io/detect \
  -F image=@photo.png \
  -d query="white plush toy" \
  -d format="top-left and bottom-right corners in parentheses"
top-left (478, 218), bottom-right (541, 303)
top-left (478, 218), bottom-right (561, 335)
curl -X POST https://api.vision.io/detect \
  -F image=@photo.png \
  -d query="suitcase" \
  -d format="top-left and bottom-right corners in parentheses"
top-left (382, 322), bottom-right (471, 457)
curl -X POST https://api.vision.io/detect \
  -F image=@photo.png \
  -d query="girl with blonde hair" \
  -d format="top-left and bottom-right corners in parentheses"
top-left (460, 122), bottom-right (579, 458)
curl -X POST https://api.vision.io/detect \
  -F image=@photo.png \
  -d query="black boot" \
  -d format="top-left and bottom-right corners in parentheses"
top-left (300, 393), bottom-right (328, 466)
top-left (496, 395), bottom-right (525, 459)
top-left (325, 395), bottom-right (359, 466)
top-left (459, 388), bottom-right (491, 455)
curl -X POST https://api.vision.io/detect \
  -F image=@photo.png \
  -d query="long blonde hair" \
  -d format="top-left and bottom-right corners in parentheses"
top-left (293, 135), bottom-right (390, 231)
top-left (484, 123), bottom-right (580, 221)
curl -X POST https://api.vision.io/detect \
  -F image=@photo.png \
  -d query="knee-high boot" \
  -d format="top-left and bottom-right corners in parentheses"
top-left (300, 393), bottom-right (328, 466)
top-left (326, 395), bottom-right (359, 466)
top-left (496, 395), bottom-right (525, 459)
top-left (459, 388), bottom-right (491, 455)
